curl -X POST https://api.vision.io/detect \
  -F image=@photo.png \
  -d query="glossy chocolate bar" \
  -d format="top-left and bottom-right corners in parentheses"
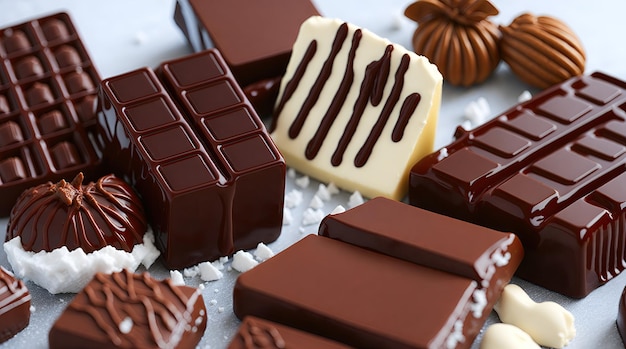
top-left (234, 197), bottom-right (523, 349)
top-left (48, 270), bottom-right (206, 349)
top-left (97, 49), bottom-right (285, 269)
top-left (0, 266), bottom-right (30, 343)
top-left (173, 0), bottom-right (319, 87)
top-left (228, 316), bottom-right (353, 349)
top-left (0, 12), bottom-right (101, 216)
top-left (410, 72), bottom-right (626, 298)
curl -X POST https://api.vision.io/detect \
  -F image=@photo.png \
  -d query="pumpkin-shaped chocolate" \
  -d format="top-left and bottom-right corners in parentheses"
top-left (6, 172), bottom-right (147, 253)
top-left (405, 0), bottom-right (501, 86)
top-left (500, 13), bottom-right (586, 89)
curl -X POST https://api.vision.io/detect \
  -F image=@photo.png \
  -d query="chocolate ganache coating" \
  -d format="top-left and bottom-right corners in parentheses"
top-left (6, 172), bottom-right (147, 253)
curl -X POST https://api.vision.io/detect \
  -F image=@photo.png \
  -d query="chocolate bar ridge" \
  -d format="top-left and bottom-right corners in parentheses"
top-left (97, 49), bottom-right (285, 268)
top-left (410, 72), bottom-right (626, 297)
top-left (0, 267), bottom-right (30, 343)
top-left (48, 270), bottom-right (206, 348)
top-left (234, 198), bottom-right (522, 349)
top-left (0, 12), bottom-right (102, 216)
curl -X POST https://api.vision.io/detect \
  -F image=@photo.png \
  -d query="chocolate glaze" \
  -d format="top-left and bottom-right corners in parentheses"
top-left (410, 72), bottom-right (626, 298)
top-left (0, 267), bottom-right (31, 343)
top-left (234, 197), bottom-right (522, 349)
top-left (229, 316), bottom-right (352, 349)
top-left (0, 12), bottom-right (102, 216)
top-left (49, 270), bottom-right (206, 349)
top-left (97, 49), bottom-right (285, 269)
top-left (6, 173), bottom-right (147, 253)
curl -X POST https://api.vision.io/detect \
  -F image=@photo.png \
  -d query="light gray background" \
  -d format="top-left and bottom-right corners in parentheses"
top-left (0, 0), bottom-right (625, 348)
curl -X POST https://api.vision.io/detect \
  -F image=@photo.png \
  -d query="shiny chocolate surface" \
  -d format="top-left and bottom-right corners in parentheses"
top-left (410, 72), bottom-right (626, 298)
top-left (0, 266), bottom-right (30, 343)
top-left (0, 12), bottom-right (102, 216)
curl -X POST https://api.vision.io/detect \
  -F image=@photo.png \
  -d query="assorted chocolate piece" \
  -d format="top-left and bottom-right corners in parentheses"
top-left (229, 316), bottom-right (352, 349)
top-left (6, 172), bottom-right (147, 253)
top-left (270, 16), bottom-right (442, 200)
top-left (234, 197), bottom-right (523, 349)
top-left (48, 270), bottom-right (206, 349)
top-left (619, 287), bottom-right (626, 345)
top-left (405, 0), bottom-right (501, 86)
top-left (0, 12), bottom-right (102, 216)
top-left (97, 49), bottom-right (285, 269)
top-left (173, 0), bottom-right (319, 87)
top-left (410, 72), bottom-right (626, 298)
top-left (0, 266), bottom-right (31, 343)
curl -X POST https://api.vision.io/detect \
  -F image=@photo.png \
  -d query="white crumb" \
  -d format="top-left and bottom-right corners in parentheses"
top-left (254, 242), bottom-right (274, 262)
top-left (283, 207), bottom-right (293, 225)
top-left (198, 261), bottom-right (224, 282)
top-left (518, 90), bottom-right (532, 103)
top-left (309, 195), bottom-right (324, 209)
top-left (287, 168), bottom-right (297, 178)
top-left (326, 182), bottom-right (340, 195)
top-left (316, 183), bottom-right (332, 201)
top-left (295, 175), bottom-right (310, 188)
top-left (460, 119), bottom-right (473, 131)
top-left (209, 299), bottom-right (218, 306)
top-left (284, 189), bottom-right (303, 208)
top-left (169, 270), bottom-right (185, 286)
top-left (119, 317), bottom-right (133, 334)
top-left (301, 208), bottom-right (325, 226)
top-left (218, 307), bottom-right (225, 313)
top-left (348, 191), bottom-right (365, 208)
top-left (330, 205), bottom-right (346, 215)
top-left (464, 97), bottom-right (490, 126)
top-left (231, 250), bottom-right (258, 272)
top-left (183, 266), bottom-right (199, 278)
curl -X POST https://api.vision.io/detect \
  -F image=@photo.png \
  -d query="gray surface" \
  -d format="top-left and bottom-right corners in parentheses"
top-left (1, 0), bottom-right (626, 348)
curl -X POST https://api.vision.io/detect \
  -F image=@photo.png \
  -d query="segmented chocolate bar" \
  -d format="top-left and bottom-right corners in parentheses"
top-left (270, 16), bottom-right (442, 200)
top-left (97, 49), bottom-right (285, 269)
top-left (49, 270), bottom-right (206, 348)
top-left (0, 12), bottom-right (102, 216)
top-left (0, 267), bottom-right (30, 343)
top-left (234, 197), bottom-right (522, 349)
top-left (410, 72), bottom-right (626, 298)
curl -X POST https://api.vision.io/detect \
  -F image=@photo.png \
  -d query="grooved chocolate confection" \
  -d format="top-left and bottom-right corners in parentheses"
top-left (229, 316), bottom-right (353, 349)
top-left (0, 267), bottom-right (31, 343)
top-left (618, 287), bottom-right (626, 345)
top-left (0, 12), bottom-right (102, 216)
top-left (97, 49), bottom-right (285, 269)
top-left (49, 270), bottom-right (206, 349)
top-left (234, 197), bottom-right (523, 349)
top-left (6, 172), bottom-right (146, 253)
top-left (410, 72), bottom-right (626, 298)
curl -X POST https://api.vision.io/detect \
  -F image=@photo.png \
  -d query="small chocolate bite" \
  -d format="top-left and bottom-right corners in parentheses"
top-left (3, 29), bottom-right (30, 53)
top-left (14, 55), bottom-right (45, 79)
top-left (0, 121), bottom-right (24, 147)
top-left (242, 76), bottom-right (281, 118)
top-left (49, 270), bottom-right (206, 349)
top-left (25, 82), bottom-right (55, 107)
top-left (49, 140), bottom-right (81, 169)
top-left (6, 172), bottom-right (147, 253)
top-left (0, 157), bottom-right (27, 183)
top-left (73, 95), bottom-right (96, 122)
top-left (41, 18), bottom-right (69, 41)
top-left (64, 70), bottom-right (94, 94)
top-left (54, 44), bottom-right (82, 68)
top-left (38, 109), bottom-right (67, 134)
top-left (0, 266), bottom-right (31, 343)
top-left (0, 94), bottom-right (10, 113)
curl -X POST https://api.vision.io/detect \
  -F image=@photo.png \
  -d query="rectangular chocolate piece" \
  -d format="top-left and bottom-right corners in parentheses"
top-left (234, 198), bottom-right (522, 349)
top-left (0, 12), bottom-right (102, 216)
top-left (229, 316), bottom-right (353, 349)
top-left (97, 49), bottom-right (285, 269)
top-left (410, 72), bottom-right (626, 298)
top-left (173, 0), bottom-right (319, 87)
top-left (0, 266), bottom-right (30, 343)
top-left (49, 270), bottom-right (206, 349)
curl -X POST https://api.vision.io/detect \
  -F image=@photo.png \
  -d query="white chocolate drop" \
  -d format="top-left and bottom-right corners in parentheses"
top-left (480, 323), bottom-right (540, 349)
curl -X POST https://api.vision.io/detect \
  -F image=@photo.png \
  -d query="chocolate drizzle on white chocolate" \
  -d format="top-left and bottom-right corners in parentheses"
top-left (273, 21), bottom-right (422, 168)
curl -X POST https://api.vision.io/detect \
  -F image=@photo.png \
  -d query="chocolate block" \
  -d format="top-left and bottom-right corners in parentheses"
top-left (97, 49), bottom-right (285, 268)
top-left (48, 270), bottom-right (206, 349)
top-left (410, 72), bottom-right (626, 298)
top-left (234, 197), bottom-right (523, 349)
top-left (229, 316), bottom-right (353, 349)
top-left (173, 0), bottom-right (319, 87)
top-left (0, 12), bottom-right (102, 216)
top-left (0, 266), bottom-right (31, 343)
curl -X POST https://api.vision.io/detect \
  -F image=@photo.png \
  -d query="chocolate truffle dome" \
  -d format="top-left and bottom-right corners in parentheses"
top-left (6, 172), bottom-right (147, 253)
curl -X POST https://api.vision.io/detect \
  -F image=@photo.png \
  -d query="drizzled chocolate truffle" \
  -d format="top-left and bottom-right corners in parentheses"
top-left (6, 172), bottom-right (147, 253)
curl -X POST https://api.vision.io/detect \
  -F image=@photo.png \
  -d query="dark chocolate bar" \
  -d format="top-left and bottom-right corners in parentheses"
top-left (228, 316), bottom-right (353, 349)
top-left (48, 270), bottom-right (206, 349)
top-left (234, 197), bottom-right (523, 349)
top-left (173, 0), bottom-right (319, 87)
top-left (0, 12), bottom-right (102, 216)
top-left (96, 49), bottom-right (285, 269)
top-left (0, 266), bottom-right (31, 343)
top-left (410, 72), bottom-right (626, 298)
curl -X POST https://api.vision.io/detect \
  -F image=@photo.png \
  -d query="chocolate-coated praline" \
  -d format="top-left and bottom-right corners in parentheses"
top-left (14, 56), bottom-right (45, 79)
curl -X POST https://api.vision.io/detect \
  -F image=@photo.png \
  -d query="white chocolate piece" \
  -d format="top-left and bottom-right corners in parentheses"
top-left (494, 284), bottom-right (576, 348)
top-left (480, 323), bottom-right (540, 349)
top-left (271, 16), bottom-right (442, 200)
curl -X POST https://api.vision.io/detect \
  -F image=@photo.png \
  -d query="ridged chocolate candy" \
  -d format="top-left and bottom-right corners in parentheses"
top-left (405, 0), bottom-right (501, 86)
top-left (6, 172), bottom-right (147, 253)
top-left (500, 13), bottom-right (586, 89)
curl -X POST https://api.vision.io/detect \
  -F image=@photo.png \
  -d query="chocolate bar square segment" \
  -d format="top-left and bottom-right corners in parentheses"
top-left (0, 267), bottom-right (31, 343)
top-left (48, 270), bottom-right (207, 349)
top-left (173, 0), bottom-right (320, 86)
top-left (0, 156), bottom-right (27, 183)
top-left (124, 97), bottom-right (179, 132)
top-left (2, 28), bottom-right (32, 54)
top-left (106, 70), bottom-right (160, 103)
top-left (0, 121), bottom-right (24, 146)
top-left (185, 80), bottom-right (241, 115)
top-left (140, 125), bottom-right (198, 161)
top-left (158, 155), bottom-right (217, 192)
top-left (410, 72), bottom-right (626, 297)
top-left (203, 107), bottom-right (260, 141)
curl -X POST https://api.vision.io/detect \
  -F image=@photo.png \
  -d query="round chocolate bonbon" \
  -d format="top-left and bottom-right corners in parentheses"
top-left (500, 13), bottom-right (586, 89)
top-left (6, 172), bottom-right (147, 253)
top-left (405, 0), bottom-right (501, 86)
